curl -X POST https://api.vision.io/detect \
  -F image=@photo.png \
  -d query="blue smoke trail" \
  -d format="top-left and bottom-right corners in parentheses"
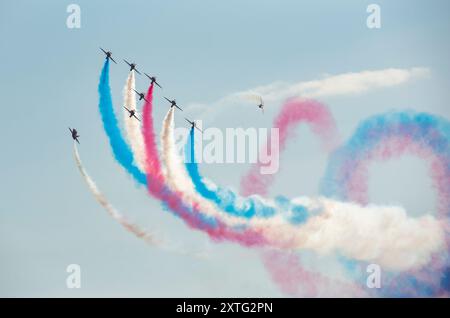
top-left (320, 111), bottom-right (450, 204)
top-left (319, 111), bottom-right (450, 297)
top-left (98, 60), bottom-right (218, 227)
top-left (98, 59), bottom-right (147, 185)
top-left (184, 128), bottom-right (310, 223)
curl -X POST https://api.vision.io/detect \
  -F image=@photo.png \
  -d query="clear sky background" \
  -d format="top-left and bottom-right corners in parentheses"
top-left (0, 0), bottom-right (449, 297)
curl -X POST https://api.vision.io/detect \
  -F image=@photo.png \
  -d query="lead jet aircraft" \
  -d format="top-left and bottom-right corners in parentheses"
top-left (100, 48), bottom-right (117, 63)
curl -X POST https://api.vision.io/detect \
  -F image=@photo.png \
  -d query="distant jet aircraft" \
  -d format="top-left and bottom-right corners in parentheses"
top-left (164, 97), bottom-right (183, 111)
top-left (185, 118), bottom-right (203, 133)
top-left (133, 89), bottom-right (148, 102)
top-left (100, 48), bottom-right (117, 64)
top-left (123, 59), bottom-right (141, 75)
top-left (123, 106), bottom-right (140, 122)
top-left (144, 73), bottom-right (162, 89)
top-left (257, 96), bottom-right (264, 113)
top-left (68, 127), bottom-right (80, 144)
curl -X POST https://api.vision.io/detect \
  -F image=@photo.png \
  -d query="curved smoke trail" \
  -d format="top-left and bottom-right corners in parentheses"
top-left (185, 127), bottom-right (278, 219)
top-left (73, 142), bottom-right (157, 244)
top-left (123, 70), bottom-right (147, 171)
top-left (184, 98), bottom-right (339, 220)
top-left (262, 249), bottom-right (366, 297)
top-left (97, 60), bottom-right (448, 291)
top-left (237, 105), bottom-right (449, 296)
top-left (164, 110), bottom-right (277, 228)
top-left (98, 59), bottom-right (146, 185)
top-left (320, 111), bottom-right (450, 296)
top-left (241, 98), bottom-right (339, 196)
top-left (181, 114), bottom-right (444, 271)
top-left (321, 111), bottom-right (450, 214)
top-left (139, 83), bottom-right (269, 246)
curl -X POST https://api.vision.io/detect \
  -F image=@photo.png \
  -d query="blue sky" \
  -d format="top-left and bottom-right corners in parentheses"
top-left (0, 0), bottom-right (449, 297)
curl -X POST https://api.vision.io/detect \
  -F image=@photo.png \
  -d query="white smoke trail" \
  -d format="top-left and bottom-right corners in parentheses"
top-left (159, 109), bottom-right (446, 271)
top-left (73, 142), bottom-right (158, 244)
top-left (123, 70), bottom-right (147, 171)
top-left (73, 142), bottom-right (208, 258)
top-left (160, 108), bottom-right (262, 228)
top-left (277, 197), bottom-right (445, 271)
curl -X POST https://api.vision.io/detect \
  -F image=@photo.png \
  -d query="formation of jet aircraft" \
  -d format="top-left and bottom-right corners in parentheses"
top-left (69, 49), bottom-right (265, 143)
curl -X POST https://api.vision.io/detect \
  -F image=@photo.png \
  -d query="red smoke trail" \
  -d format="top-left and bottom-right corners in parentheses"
top-left (345, 135), bottom-right (450, 215)
top-left (240, 98), bottom-right (339, 196)
top-left (240, 98), bottom-right (345, 297)
top-left (141, 83), bottom-right (268, 246)
top-left (337, 130), bottom-right (450, 296)
top-left (262, 250), bottom-right (364, 297)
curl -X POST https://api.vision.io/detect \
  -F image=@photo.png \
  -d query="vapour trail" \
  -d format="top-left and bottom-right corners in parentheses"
top-left (98, 59), bottom-right (147, 185)
top-left (73, 142), bottom-right (157, 245)
top-left (97, 60), bottom-right (446, 277)
top-left (241, 98), bottom-right (339, 196)
top-left (164, 110), bottom-right (276, 227)
top-left (238, 106), bottom-right (449, 296)
top-left (97, 65), bottom-right (266, 246)
top-left (139, 83), bottom-right (269, 246)
top-left (181, 117), bottom-right (445, 271)
top-left (185, 127), bottom-right (278, 219)
top-left (320, 111), bottom-right (450, 296)
top-left (262, 250), bottom-right (366, 297)
top-left (123, 70), bottom-right (147, 171)
top-left (321, 111), bottom-right (450, 214)
top-left (184, 98), bottom-right (339, 220)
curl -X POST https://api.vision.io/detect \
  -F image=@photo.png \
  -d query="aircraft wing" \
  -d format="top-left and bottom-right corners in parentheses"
top-left (100, 47), bottom-right (107, 54)
top-left (195, 126), bottom-right (203, 134)
top-left (68, 127), bottom-right (73, 134)
top-left (143, 97), bottom-right (149, 103)
top-left (76, 138), bottom-right (80, 144)
top-left (110, 56), bottom-right (117, 64)
top-left (123, 106), bottom-right (131, 112)
top-left (123, 59), bottom-right (131, 66)
top-left (134, 68), bottom-right (142, 75)
top-left (133, 115), bottom-right (141, 122)
top-left (184, 118), bottom-right (192, 125)
top-left (155, 82), bottom-right (162, 89)
top-left (175, 105), bottom-right (183, 111)
top-left (164, 97), bottom-right (172, 103)
top-left (133, 89), bottom-right (139, 95)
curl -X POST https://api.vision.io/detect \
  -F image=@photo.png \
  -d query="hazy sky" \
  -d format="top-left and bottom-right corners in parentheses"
top-left (0, 0), bottom-right (449, 297)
